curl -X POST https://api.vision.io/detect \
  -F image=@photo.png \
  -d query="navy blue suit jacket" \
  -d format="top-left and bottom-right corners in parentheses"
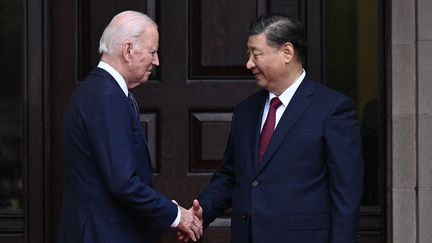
top-left (58, 68), bottom-right (177, 243)
top-left (199, 77), bottom-right (363, 243)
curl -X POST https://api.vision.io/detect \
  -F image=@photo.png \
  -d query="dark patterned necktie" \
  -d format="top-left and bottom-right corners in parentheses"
top-left (258, 97), bottom-right (282, 162)
top-left (128, 92), bottom-right (140, 117)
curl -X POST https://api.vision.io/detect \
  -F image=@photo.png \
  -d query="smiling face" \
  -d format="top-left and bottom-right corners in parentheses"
top-left (126, 27), bottom-right (159, 89)
top-left (246, 34), bottom-right (288, 93)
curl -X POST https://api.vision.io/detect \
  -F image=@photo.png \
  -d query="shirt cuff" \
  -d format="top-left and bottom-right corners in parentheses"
top-left (170, 200), bottom-right (181, 227)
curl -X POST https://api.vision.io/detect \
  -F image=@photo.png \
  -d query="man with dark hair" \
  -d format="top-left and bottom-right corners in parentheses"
top-left (180, 13), bottom-right (363, 243)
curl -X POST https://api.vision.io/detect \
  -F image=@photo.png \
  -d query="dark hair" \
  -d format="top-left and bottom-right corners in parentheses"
top-left (247, 13), bottom-right (306, 63)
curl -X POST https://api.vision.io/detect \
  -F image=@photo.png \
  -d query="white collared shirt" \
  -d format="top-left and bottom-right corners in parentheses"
top-left (97, 61), bottom-right (129, 97)
top-left (260, 69), bottom-right (306, 131)
top-left (97, 61), bottom-right (181, 228)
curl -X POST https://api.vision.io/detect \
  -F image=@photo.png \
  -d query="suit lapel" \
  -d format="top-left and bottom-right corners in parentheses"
top-left (255, 78), bottom-right (315, 175)
top-left (91, 67), bottom-right (153, 179)
top-left (250, 91), bottom-right (268, 172)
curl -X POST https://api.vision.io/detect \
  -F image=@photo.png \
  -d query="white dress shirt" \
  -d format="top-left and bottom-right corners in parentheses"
top-left (97, 61), bottom-right (129, 97)
top-left (260, 69), bottom-right (306, 131)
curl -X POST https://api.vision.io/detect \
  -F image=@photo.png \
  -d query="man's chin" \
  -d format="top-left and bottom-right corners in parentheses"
top-left (256, 79), bottom-right (267, 89)
top-left (141, 74), bottom-right (151, 82)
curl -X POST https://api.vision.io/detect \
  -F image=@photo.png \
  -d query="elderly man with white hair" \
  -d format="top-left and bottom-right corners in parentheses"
top-left (58, 11), bottom-right (202, 243)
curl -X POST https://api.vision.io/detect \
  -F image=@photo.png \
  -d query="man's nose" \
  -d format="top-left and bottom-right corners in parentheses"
top-left (246, 57), bottom-right (255, 69)
top-left (153, 53), bottom-right (160, 66)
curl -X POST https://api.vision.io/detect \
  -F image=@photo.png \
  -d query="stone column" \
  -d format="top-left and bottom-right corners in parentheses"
top-left (417, 0), bottom-right (432, 242)
top-left (391, 0), bottom-right (417, 243)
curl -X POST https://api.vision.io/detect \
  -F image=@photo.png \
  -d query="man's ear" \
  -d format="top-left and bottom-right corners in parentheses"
top-left (122, 42), bottom-right (133, 62)
top-left (281, 42), bottom-right (294, 63)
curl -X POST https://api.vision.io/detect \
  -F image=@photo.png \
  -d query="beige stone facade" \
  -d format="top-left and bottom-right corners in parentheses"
top-left (392, 0), bottom-right (432, 242)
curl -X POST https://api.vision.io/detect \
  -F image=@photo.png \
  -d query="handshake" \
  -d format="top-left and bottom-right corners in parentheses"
top-left (176, 199), bottom-right (203, 242)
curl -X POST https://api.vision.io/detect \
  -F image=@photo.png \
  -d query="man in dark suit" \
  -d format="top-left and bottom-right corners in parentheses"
top-left (180, 13), bottom-right (363, 243)
top-left (58, 11), bottom-right (202, 243)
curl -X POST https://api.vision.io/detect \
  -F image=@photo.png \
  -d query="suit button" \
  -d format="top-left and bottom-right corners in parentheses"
top-left (252, 181), bottom-right (259, 187)
top-left (242, 213), bottom-right (250, 220)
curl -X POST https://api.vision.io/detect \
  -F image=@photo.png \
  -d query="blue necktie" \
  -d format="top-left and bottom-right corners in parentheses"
top-left (128, 92), bottom-right (140, 117)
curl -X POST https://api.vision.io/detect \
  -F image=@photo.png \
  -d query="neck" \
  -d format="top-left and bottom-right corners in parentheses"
top-left (101, 55), bottom-right (131, 88)
top-left (272, 64), bottom-right (303, 96)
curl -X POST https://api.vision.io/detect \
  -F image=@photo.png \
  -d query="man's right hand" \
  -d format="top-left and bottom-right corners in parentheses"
top-left (176, 204), bottom-right (203, 242)
top-left (177, 199), bottom-right (203, 242)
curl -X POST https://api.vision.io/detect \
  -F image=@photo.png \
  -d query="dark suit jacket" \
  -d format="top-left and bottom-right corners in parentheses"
top-left (199, 77), bottom-right (363, 243)
top-left (58, 68), bottom-right (177, 243)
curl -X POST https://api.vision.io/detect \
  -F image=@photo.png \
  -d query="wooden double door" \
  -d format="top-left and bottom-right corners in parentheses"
top-left (48, 0), bottom-right (385, 242)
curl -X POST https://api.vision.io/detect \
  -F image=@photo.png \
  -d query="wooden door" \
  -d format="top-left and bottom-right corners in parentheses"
top-left (48, 0), bottom-right (384, 242)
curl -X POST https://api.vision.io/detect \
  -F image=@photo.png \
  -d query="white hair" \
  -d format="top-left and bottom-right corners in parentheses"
top-left (98, 11), bottom-right (157, 55)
